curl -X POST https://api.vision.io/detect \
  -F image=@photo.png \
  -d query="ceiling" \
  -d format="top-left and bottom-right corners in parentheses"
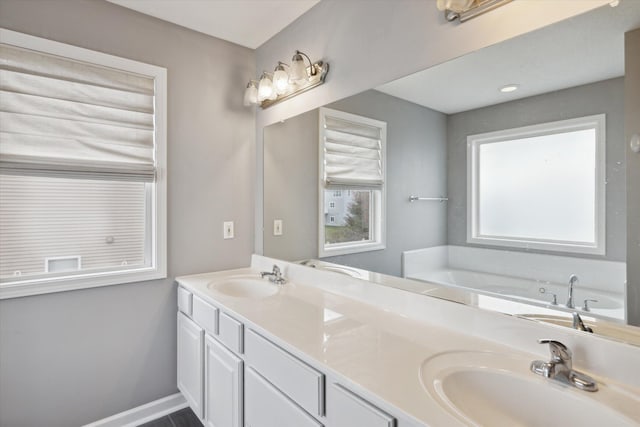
top-left (106, 0), bottom-right (320, 49)
top-left (377, 1), bottom-right (640, 114)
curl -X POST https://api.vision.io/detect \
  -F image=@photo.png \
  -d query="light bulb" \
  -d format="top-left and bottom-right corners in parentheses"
top-left (273, 63), bottom-right (290, 95)
top-left (243, 81), bottom-right (258, 106)
top-left (289, 52), bottom-right (308, 84)
top-left (257, 73), bottom-right (274, 102)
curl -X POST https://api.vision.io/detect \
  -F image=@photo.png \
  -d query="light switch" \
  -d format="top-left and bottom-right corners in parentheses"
top-left (223, 221), bottom-right (234, 239)
top-left (273, 219), bottom-right (283, 236)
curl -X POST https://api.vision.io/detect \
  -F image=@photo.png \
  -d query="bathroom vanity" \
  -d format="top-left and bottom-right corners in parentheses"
top-left (176, 256), bottom-right (640, 427)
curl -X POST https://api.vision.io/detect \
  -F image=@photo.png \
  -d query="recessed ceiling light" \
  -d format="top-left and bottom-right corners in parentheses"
top-left (500, 84), bottom-right (519, 93)
top-left (610, 0), bottom-right (620, 7)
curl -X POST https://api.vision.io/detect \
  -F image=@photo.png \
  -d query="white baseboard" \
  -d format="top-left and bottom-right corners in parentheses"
top-left (83, 393), bottom-right (188, 427)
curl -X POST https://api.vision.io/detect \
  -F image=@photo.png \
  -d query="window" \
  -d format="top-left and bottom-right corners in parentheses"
top-left (0, 29), bottom-right (167, 298)
top-left (319, 107), bottom-right (386, 257)
top-left (467, 114), bottom-right (605, 254)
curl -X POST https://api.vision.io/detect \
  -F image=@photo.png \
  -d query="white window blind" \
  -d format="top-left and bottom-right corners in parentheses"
top-left (0, 29), bottom-right (166, 299)
top-left (319, 108), bottom-right (387, 257)
top-left (0, 43), bottom-right (156, 181)
top-left (0, 174), bottom-right (147, 280)
top-left (321, 109), bottom-right (384, 186)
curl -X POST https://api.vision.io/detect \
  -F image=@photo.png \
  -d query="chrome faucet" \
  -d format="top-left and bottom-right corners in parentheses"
top-left (530, 339), bottom-right (598, 392)
top-left (566, 274), bottom-right (579, 308)
top-left (572, 312), bottom-right (593, 333)
top-left (260, 264), bottom-right (286, 285)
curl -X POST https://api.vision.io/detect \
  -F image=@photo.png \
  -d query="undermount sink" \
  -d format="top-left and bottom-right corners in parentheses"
top-left (207, 275), bottom-right (280, 299)
top-left (420, 351), bottom-right (640, 426)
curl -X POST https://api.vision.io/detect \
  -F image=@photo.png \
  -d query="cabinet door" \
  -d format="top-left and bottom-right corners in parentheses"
top-left (204, 335), bottom-right (243, 427)
top-left (245, 368), bottom-right (323, 427)
top-left (177, 312), bottom-right (204, 420)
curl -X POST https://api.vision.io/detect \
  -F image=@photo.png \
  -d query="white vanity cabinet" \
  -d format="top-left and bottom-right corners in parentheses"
top-left (177, 285), bottom-right (406, 427)
top-left (178, 288), bottom-right (245, 427)
top-left (177, 311), bottom-right (204, 419)
top-left (204, 335), bottom-right (243, 427)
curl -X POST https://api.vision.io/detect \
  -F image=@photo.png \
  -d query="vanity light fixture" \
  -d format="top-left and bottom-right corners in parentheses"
top-left (500, 84), bottom-right (519, 93)
top-left (437, 0), bottom-right (513, 22)
top-left (289, 50), bottom-right (313, 83)
top-left (243, 80), bottom-right (258, 107)
top-left (273, 62), bottom-right (290, 95)
top-left (243, 50), bottom-right (329, 109)
top-left (257, 72), bottom-right (276, 102)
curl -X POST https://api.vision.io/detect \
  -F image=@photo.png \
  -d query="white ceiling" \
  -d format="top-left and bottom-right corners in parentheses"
top-left (106, 0), bottom-right (320, 49)
top-left (377, 1), bottom-right (640, 114)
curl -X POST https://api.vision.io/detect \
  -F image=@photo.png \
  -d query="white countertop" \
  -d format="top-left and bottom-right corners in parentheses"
top-left (176, 256), bottom-right (640, 426)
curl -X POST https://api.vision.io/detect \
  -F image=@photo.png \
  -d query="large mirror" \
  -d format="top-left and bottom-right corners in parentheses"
top-left (262, 2), bottom-right (640, 344)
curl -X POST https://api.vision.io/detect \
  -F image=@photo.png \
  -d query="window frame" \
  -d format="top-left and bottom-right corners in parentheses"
top-left (318, 108), bottom-right (386, 258)
top-left (466, 114), bottom-right (606, 255)
top-left (0, 29), bottom-right (167, 299)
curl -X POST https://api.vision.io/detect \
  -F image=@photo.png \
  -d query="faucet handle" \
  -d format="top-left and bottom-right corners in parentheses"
top-left (572, 312), bottom-right (593, 333)
top-left (538, 288), bottom-right (558, 305)
top-left (582, 299), bottom-right (598, 312)
top-left (538, 339), bottom-right (572, 363)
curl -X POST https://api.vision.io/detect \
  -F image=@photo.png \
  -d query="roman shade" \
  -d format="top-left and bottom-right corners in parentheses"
top-left (321, 110), bottom-right (385, 187)
top-left (0, 44), bottom-right (156, 181)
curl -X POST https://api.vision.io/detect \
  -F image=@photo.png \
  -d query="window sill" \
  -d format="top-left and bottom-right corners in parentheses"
top-left (319, 242), bottom-right (386, 258)
top-left (0, 267), bottom-right (168, 299)
top-left (467, 235), bottom-right (604, 256)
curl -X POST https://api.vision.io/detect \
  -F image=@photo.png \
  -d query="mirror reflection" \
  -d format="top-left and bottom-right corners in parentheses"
top-left (263, 2), bottom-right (640, 342)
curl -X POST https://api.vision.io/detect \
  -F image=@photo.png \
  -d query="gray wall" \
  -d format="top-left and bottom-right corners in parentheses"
top-left (447, 78), bottom-right (626, 261)
top-left (264, 110), bottom-right (319, 261)
top-left (0, 1), bottom-right (255, 426)
top-left (625, 30), bottom-right (640, 325)
top-left (263, 90), bottom-right (447, 276)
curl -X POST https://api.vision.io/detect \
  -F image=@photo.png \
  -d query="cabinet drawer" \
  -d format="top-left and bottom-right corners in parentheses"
top-left (177, 287), bottom-right (193, 316)
top-left (245, 368), bottom-right (323, 427)
top-left (218, 311), bottom-right (243, 354)
top-left (245, 329), bottom-right (324, 417)
top-left (193, 295), bottom-right (218, 336)
top-left (327, 383), bottom-right (395, 427)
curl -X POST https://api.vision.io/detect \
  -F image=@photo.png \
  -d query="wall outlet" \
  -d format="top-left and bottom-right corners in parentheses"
top-left (273, 219), bottom-right (283, 236)
top-left (223, 221), bottom-right (234, 239)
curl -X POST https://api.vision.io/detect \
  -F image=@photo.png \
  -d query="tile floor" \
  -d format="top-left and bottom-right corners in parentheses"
top-left (138, 407), bottom-right (202, 427)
